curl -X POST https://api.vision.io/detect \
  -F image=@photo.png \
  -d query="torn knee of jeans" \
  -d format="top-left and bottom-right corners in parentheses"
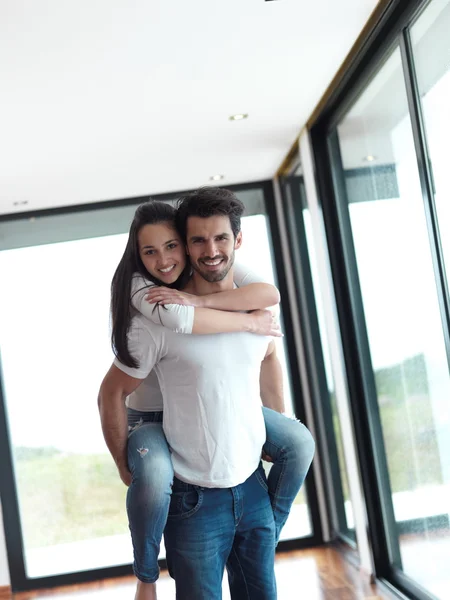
top-left (137, 447), bottom-right (149, 458)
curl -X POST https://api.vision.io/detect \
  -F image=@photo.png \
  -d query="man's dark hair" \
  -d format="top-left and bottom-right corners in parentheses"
top-left (175, 187), bottom-right (245, 242)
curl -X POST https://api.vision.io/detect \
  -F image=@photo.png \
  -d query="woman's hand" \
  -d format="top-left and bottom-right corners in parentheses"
top-left (249, 309), bottom-right (282, 337)
top-left (145, 287), bottom-right (205, 308)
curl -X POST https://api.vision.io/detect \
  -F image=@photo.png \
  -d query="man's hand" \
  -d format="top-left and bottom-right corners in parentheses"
top-left (145, 287), bottom-right (205, 307)
top-left (249, 309), bottom-right (282, 337)
top-left (98, 364), bottom-right (143, 489)
top-left (118, 461), bottom-right (132, 487)
top-left (260, 341), bottom-right (285, 412)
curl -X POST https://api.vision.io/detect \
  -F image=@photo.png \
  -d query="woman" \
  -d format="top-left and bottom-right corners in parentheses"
top-left (111, 201), bottom-right (315, 600)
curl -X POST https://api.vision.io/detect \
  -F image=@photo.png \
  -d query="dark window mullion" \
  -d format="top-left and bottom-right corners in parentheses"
top-left (400, 27), bottom-right (450, 373)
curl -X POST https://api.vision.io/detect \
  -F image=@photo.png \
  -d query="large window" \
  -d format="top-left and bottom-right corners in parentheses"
top-left (0, 226), bottom-right (137, 579)
top-left (0, 185), bottom-right (312, 590)
top-left (327, 4), bottom-right (450, 596)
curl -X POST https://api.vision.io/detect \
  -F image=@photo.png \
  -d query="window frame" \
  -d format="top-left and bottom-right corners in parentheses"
top-left (279, 175), bottom-right (355, 544)
top-left (0, 179), bottom-right (322, 592)
top-left (309, 0), bottom-right (450, 599)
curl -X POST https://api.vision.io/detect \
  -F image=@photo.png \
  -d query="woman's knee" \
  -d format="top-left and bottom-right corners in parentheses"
top-left (263, 407), bottom-right (315, 464)
top-left (289, 421), bottom-right (315, 464)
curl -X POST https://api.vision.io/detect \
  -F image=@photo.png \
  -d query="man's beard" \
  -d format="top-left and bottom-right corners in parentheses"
top-left (192, 250), bottom-right (235, 283)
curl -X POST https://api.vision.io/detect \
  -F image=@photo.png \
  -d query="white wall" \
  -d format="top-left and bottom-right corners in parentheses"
top-left (0, 502), bottom-right (11, 587)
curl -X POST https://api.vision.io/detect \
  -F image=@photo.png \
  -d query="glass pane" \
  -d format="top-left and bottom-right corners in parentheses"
top-left (408, 3), bottom-right (450, 596)
top-left (303, 208), bottom-right (356, 541)
top-left (411, 0), bottom-right (450, 284)
top-left (0, 192), bottom-right (311, 580)
top-left (0, 234), bottom-right (132, 578)
top-left (336, 45), bottom-right (450, 598)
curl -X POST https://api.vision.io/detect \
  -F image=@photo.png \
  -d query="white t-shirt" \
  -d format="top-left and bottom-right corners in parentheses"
top-left (126, 272), bottom-right (195, 411)
top-left (115, 314), bottom-right (270, 488)
top-left (126, 370), bottom-right (163, 412)
top-left (126, 263), bottom-right (271, 412)
top-left (130, 275), bottom-right (196, 335)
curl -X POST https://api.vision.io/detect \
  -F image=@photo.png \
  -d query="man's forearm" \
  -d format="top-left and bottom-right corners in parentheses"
top-left (98, 388), bottom-right (128, 470)
top-left (260, 352), bottom-right (285, 413)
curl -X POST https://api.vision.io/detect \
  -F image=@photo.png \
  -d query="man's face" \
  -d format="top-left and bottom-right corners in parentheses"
top-left (186, 215), bottom-right (242, 283)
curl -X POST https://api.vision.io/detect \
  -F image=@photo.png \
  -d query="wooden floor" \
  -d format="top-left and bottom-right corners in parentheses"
top-left (9, 547), bottom-right (387, 599)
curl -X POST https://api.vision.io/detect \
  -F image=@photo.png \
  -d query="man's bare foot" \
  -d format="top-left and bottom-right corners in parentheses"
top-left (135, 580), bottom-right (157, 600)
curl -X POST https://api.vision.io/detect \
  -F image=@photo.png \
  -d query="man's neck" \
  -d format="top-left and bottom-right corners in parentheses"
top-left (185, 270), bottom-right (234, 296)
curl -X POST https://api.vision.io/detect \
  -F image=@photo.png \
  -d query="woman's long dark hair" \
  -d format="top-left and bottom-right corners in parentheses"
top-left (111, 201), bottom-right (190, 368)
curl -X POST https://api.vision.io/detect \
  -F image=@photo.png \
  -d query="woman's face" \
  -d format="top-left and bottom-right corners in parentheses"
top-left (137, 222), bottom-right (187, 285)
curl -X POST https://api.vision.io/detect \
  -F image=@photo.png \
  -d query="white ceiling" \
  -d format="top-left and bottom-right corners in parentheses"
top-left (0, 0), bottom-right (379, 216)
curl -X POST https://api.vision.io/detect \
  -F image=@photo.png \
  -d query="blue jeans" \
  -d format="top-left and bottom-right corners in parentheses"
top-left (261, 407), bottom-right (315, 540)
top-left (165, 465), bottom-right (276, 599)
top-left (126, 407), bottom-right (315, 583)
top-left (127, 410), bottom-right (172, 583)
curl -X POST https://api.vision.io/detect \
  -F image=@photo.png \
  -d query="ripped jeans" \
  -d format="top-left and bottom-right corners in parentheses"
top-left (126, 407), bottom-right (315, 583)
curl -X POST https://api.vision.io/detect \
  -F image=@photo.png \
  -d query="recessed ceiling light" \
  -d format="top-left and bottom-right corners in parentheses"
top-left (210, 174), bottom-right (224, 181)
top-left (229, 114), bottom-right (248, 121)
top-left (364, 155), bottom-right (377, 162)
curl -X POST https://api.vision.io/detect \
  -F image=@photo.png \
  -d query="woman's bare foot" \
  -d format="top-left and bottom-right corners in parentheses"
top-left (135, 580), bottom-right (157, 600)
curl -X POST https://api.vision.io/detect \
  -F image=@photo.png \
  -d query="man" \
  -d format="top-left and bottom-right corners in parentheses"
top-left (101, 188), bottom-right (283, 599)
